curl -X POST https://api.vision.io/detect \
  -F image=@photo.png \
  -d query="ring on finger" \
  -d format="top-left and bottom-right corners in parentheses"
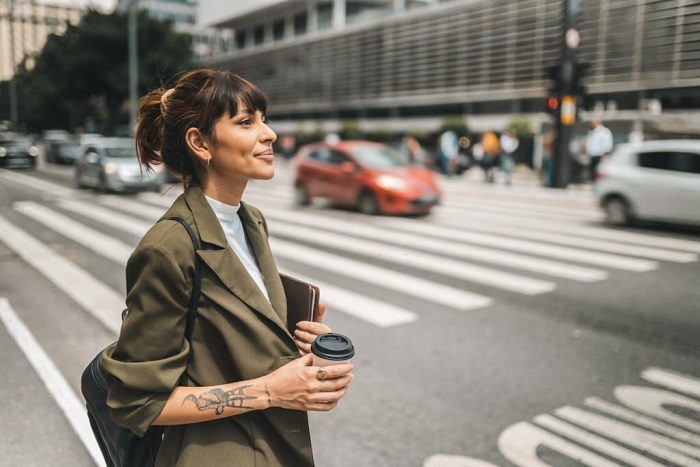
top-left (317, 367), bottom-right (328, 380)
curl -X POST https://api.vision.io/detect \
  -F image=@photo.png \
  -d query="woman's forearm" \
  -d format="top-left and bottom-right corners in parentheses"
top-left (152, 377), bottom-right (270, 426)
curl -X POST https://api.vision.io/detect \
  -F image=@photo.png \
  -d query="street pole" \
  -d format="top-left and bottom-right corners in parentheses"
top-left (552, 0), bottom-right (580, 188)
top-left (128, 0), bottom-right (138, 135)
top-left (8, 0), bottom-right (18, 129)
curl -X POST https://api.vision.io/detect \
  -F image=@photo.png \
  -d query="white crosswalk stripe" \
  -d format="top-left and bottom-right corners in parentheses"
top-left (1, 173), bottom-right (698, 332)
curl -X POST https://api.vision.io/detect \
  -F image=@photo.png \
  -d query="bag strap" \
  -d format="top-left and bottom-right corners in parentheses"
top-left (163, 216), bottom-right (201, 340)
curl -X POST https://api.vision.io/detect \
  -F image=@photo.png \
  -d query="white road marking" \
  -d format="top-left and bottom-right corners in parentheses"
top-left (264, 207), bottom-right (607, 282)
top-left (280, 270), bottom-right (417, 327)
top-left (584, 397), bottom-right (700, 446)
top-left (270, 221), bottom-right (555, 295)
top-left (15, 201), bottom-right (132, 265)
top-left (377, 217), bottom-right (658, 272)
top-left (270, 238), bottom-right (492, 311)
top-left (0, 168), bottom-right (77, 198)
top-left (534, 414), bottom-right (666, 467)
top-left (0, 215), bottom-right (122, 333)
top-left (555, 405), bottom-right (700, 464)
top-left (59, 199), bottom-right (153, 236)
top-left (0, 298), bottom-right (106, 467)
top-left (641, 367), bottom-right (700, 398)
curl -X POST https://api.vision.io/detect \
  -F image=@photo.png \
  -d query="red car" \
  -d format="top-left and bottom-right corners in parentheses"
top-left (292, 140), bottom-right (441, 215)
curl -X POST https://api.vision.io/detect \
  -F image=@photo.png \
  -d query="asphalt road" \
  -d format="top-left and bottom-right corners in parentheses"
top-left (0, 162), bottom-right (698, 467)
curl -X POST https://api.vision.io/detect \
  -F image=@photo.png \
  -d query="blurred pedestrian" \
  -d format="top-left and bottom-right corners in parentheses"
top-left (499, 127), bottom-right (519, 185)
top-left (438, 129), bottom-right (459, 176)
top-left (584, 119), bottom-right (613, 182)
top-left (480, 131), bottom-right (500, 183)
top-left (100, 69), bottom-right (353, 466)
top-left (402, 134), bottom-right (427, 166)
top-left (541, 129), bottom-right (556, 187)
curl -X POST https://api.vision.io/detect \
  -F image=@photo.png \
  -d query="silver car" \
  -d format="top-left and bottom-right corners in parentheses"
top-left (595, 139), bottom-right (700, 226)
top-left (75, 137), bottom-right (164, 193)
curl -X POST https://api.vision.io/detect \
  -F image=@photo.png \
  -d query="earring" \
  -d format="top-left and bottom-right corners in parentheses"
top-left (206, 156), bottom-right (210, 167)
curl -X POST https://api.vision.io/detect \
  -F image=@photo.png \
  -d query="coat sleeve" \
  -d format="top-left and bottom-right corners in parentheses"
top-left (101, 240), bottom-right (192, 437)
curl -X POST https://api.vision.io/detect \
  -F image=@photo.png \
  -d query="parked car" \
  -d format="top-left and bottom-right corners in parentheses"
top-left (595, 139), bottom-right (700, 226)
top-left (74, 137), bottom-right (164, 193)
top-left (0, 133), bottom-right (39, 169)
top-left (293, 140), bottom-right (441, 215)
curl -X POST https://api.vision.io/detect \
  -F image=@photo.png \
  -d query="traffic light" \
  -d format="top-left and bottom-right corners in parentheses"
top-left (544, 64), bottom-right (561, 115)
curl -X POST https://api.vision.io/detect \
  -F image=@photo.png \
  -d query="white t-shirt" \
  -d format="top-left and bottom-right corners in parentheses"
top-left (205, 196), bottom-right (270, 302)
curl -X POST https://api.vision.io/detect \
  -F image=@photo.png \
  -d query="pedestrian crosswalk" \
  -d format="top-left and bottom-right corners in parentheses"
top-left (0, 169), bottom-right (699, 332)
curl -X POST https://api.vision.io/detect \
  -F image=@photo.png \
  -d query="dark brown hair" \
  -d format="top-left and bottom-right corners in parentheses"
top-left (135, 69), bottom-right (268, 185)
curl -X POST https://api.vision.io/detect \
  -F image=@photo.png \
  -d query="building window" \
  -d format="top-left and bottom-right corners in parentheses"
top-left (253, 24), bottom-right (265, 45)
top-left (317, 2), bottom-right (332, 30)
top-left (235, 30), bottom-right (246, 49)
top-left (294, 12), bottom-right (307, 36)
top-left (273, 19), bottom-right (284, 41)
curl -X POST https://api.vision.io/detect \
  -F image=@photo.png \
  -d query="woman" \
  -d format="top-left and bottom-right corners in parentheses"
top-left (101, 69), bottom-right (354, 466)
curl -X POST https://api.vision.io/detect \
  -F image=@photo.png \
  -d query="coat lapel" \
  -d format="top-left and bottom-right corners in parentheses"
top-left (183, 187), bottom-right (289, 335)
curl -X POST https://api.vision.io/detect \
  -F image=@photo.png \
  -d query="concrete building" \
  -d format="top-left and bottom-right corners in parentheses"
top-left (198, 0), bottom-right (700, 139)
top-left (116, 0), bottom-right (234, 58)
top-left (0, 0), bottom-right (84, 81)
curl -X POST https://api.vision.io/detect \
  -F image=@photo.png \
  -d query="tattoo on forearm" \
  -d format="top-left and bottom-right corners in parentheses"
top-left (265, 382), bottom-right (271, 408)
top-left (183, 385), bottom-right (256, 415)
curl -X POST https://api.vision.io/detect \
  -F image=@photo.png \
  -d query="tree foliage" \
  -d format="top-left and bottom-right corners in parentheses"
top-left (1, 9), bottom-right (193, 133)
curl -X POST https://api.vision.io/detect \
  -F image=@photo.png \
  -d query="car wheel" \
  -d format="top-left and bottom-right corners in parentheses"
top-left (358, 191), bottom-right (380, 215)
top-left (294, 183), bottom-right (311, 206)
top-left (604, 196), bottom-right (632, 226)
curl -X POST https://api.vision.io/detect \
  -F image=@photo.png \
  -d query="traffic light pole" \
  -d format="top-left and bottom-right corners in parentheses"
top-left (552, 0), bottom-right (581, 188)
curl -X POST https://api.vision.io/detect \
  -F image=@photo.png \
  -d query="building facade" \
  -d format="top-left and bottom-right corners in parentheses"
top-left (200, 0), bottom-right (700, 137)
top-left (0, 0), bottom-right (84, 81)
top-left (116, 0), bottom-right (234, 58)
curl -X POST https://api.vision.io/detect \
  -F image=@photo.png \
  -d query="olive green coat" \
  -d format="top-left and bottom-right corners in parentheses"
top-left (101, 185), bottom-right (314, 466)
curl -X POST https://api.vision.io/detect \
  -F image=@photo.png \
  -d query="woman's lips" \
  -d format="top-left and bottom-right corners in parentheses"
top-left (255, 151), bottom-right (274, 161)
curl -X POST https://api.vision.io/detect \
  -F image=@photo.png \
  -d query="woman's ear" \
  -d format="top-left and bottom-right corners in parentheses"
top-left (185, 127), bottom-right (210, 165)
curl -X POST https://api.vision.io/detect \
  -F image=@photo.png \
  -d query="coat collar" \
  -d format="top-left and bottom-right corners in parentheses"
top-left (178, 184), bottom-right (289, 337)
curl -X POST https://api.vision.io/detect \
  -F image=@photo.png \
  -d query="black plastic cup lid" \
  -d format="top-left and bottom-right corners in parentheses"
top-left (311, 333), bottom-right (355, 361)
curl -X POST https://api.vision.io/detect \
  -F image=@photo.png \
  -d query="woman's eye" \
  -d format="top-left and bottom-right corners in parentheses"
top-left (238, 119), bottom-right (252, 126)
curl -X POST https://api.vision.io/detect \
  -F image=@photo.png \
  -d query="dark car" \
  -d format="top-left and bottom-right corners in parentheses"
top-left (293, 140), bottom-right (441, 215)
top-left (0, 134), bottom-right (39, 169)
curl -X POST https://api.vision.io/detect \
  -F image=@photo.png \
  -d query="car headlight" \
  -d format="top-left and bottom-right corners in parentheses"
top-left (29, 146), bottom-right (39, 157)
top-left (104, 162), bottom-right (118, 174)
top-left (0, 148), bottom-right (6, 157)
top-left (376, 175), bottom-right (409, 191)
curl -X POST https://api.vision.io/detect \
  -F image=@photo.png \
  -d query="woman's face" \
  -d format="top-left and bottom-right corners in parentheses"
top-left (206, 107), bottom-right (277, 184)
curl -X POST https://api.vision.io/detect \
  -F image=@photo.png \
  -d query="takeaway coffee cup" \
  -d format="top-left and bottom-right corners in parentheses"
top-left (311, 333), bottom-right (355, 367)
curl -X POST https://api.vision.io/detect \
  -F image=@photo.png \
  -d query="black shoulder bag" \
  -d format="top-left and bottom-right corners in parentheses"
top-left (80, 217), bottom-right (201, 467)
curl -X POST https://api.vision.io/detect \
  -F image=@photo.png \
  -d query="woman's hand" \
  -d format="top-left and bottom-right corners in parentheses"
top-left (264, 353), bottom-right (353, 412)
top-left (294, 301), bottom-right (332, 355)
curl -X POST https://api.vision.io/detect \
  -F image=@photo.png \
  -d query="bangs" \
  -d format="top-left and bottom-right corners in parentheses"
top-left (197, 71), bottom-right (269, 134)
top-left (217, 72), bottom-right (267, 117)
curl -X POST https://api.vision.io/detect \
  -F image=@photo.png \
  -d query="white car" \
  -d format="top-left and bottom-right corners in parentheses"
top-left (595, 140), bottom-right (700, 226)
top-left (74, 137), bottom-right (165, 193)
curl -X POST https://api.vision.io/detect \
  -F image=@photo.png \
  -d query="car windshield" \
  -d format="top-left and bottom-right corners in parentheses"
top-left (105, 146), bottom-right (137, 158)
top-left (351, 146), bottom-right (409, 168)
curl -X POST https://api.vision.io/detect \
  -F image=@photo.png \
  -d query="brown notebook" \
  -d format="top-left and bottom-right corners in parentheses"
top-left (280, 273), bottom-right (320, 334)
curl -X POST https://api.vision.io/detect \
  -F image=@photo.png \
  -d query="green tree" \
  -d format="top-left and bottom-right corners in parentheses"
top-left (1, 9), bottom-right (192, 133)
